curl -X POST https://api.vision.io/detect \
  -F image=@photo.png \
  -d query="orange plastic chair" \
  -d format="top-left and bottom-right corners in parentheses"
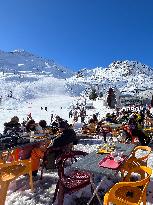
top-left (0, 159), bottom-right (33, 205)
top-left (120, 146), bottom-right (151, 177)
top-left (104, 166), bottom-right (152, 205)
top-left (11, 142), bottom-right (48, 173)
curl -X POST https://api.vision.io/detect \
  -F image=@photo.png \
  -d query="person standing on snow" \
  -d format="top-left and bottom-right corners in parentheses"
top-left (69, 110), bottom-right (73, 118)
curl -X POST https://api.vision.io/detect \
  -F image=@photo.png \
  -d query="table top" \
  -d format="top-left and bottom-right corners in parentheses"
top-left (100, 123), bottom-right (122, 129)
top-left (0, 136), bottom-right (51, 154)
top-left (71, 143), bottom-right (136, 178)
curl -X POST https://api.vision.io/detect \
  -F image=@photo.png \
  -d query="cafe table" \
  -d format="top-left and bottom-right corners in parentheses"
top-left (0, 135), bottom-right (52, 162)
top-left (71, 143), bottom-right (136, 204)
top-left (71, 143), bottom-right (135, 179)
top-left (101, 123), bottom-right (122, 129)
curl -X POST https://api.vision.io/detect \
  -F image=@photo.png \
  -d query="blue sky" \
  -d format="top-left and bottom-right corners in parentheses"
top-left (0, 0), bottom-right (153, 70)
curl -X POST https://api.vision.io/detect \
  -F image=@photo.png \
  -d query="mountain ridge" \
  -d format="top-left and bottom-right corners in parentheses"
top-left (0, 49), bottom-right (153, 103)
top-left (0, 49), bottom-right (74, 78)
top-left (67, 60), bottom-right (153, 97)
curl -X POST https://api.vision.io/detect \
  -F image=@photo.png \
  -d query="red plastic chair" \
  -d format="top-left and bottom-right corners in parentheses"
top-left (52, 150), bottom-right (92, 205)
top-left (40, 143), bottom-right (74, 179)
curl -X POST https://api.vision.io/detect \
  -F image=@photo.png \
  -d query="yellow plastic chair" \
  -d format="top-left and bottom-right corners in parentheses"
top-left (104, 166), bottom-right (152, 205)
top-left (0, 159), bottom-right (33, 205)
top-left (120, 146), bottom-right (151, 177)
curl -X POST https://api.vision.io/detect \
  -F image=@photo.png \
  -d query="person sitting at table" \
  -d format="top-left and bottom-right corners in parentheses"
top-left (26, 119), bottom-right (45, 134)
top-left (82, 119), bottom-right (97, 134)
top-left (51, 115), bottom-right (64, 134)
top-left (126, 114), bottom-right (150, 145)
top-left (106, 113), bottom-right (112, 122)
top-left (30, 141), bottom-right (49, 177)
top-left (53, 120), bottom-right (78, 148)
top-left (33, 120), bottom-right (48, 133)
top-left (96, 121), bottom-right (102, 133)
top-left (25, 119), bottom-right (36, 132)
top-left (131, 129), bottom-right (150, 146)
top-left (41, 121), bottom-right (78, 171)
top-left (39, 120), bottom-right (47, 129)
top-left (122, 125), bottom-right (132, 143)
top-left (3, 116), bottom-right (21, 134)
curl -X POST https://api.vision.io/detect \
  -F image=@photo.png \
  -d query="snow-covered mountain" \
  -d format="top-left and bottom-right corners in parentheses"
top-left (0, 49), bottom-right (74, 78)
top-left (1, 50), bottom-right (153, 205)
top-left (1, 50), bottom-right (153, 135)
top-left (0, 49), bottom-right (75, 105)
top-left (0, 49), bottom-right (153, 107)
top-left (67, 60), bottom-right (153, 97)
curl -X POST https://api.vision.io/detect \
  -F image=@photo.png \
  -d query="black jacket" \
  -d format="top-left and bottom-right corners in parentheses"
top-left (53, 128), bottom-right (78, 148)
top-left (3, 122), bottom-right (21, 134)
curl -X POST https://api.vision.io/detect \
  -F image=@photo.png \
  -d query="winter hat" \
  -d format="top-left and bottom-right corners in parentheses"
top-left (11, 116), bottom-right (19, 123)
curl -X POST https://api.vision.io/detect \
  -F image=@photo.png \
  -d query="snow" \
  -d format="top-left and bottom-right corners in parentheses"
top-left (0, 49), bottom-right (153, 204)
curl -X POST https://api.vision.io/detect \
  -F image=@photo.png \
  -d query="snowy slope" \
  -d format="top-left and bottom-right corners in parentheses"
top-left (0, 49), bottom-right (75, 105)
top-left (0, 49), bottom-right (153, 129)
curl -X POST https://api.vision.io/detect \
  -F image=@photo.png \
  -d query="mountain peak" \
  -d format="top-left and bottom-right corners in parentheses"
top-left (11, 49), bottom-right (35, 57)
top-left (108, 60), bottom-right (152, 76)
top-left (109, 60), bottom-right (146, 68)
top-left (13, 49), bottom-right (26, 52)
top-left (0, 49), bottom-right (74, 78)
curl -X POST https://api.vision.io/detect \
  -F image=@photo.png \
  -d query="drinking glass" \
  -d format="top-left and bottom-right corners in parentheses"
top-left (114, 156), bottom-right (121, 162)
top-left (117, 151), bottom-right (124, 158)
top-left (111, 149), bottom-right (117, 157)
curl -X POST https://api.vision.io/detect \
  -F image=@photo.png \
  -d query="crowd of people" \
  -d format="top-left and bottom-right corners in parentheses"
top-left (1, 114), bottom-right (78, 177)
top-left (79, 107), bottom-right (152, 146)
top-left (69, 107), bottom-right (86, 123)
top-left (1, 103), bottom-right (153, 178)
